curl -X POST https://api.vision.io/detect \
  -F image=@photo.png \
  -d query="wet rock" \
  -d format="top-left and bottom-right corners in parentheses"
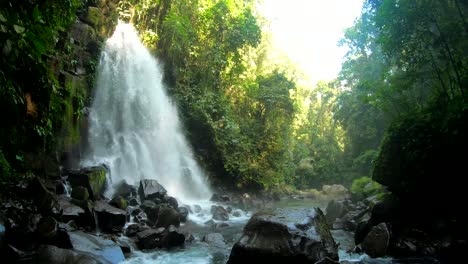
top-left (204, 219), bottom-right (216, 226)
top-left (68, 230), bottom-right (125, 263)
top-left (55, 181), bottom-right (66, 195)
top-left (354, 213), bottom-right (372, 245)
top-left (155, 205), bottom-right (180, 228)
top-left (136, 228), bottom-right (165, 249)
top-left (135, 211), bottom-right (148, 224)
top-left (0, 214), bottom-right (5, 250)
top-left (325, 200), bottom-right (348, 224)
top-left (210, 193), bottom-right (231, 202)
top-left (202, 233), bottom-right (225, 246)
top-left (193, 205), bottom-right (202, 213)
top-left (37, 216), bottom-right (58, 239)
top-left (370, 195), bottom-right (400, 226)
top-left (28, 178), bottom-right (58, 214)
top-left (211, 205), bottom-right (229, 221)
top-left (124, 223), bottom-right (148, 237)
top-left (68, 166), bottom-right (107, 200)
top-left (109, 195), bottom-right (128, 210)
top-left (160, 225), bottom-right (185, 248)
top-left (164, 195), bottom-right (179, 209)
top-left (113, 180), bottom-right (136, 199)
top-left (361, 222), bottom-right (390, 258)
top-left (226, 206), bottom-right (233, 213)
top-left (227, 208), bottom-right (338, 264)
top-left (315, 257), bottom-right (339, 264)
top-left (215, 222), bottom-right (230, 229)
top-left (138, 179), bottom-right (167, 200)
top-left (232, 210), bottom-right (242, 217)
top-left (71, 186), bottom-right (89, 201)
top-left (177, 207), bottom-right (189, 222)
top-left (140, 200), bottom-right (158, 224)
top-left (57, 195), bottom-right (94, 229)
top-left (94, 201), bottom-right (127, 232)
top-left (128, 197), bottom-right (139, 206)
top-left (36, 245), bottom-right (102, 264)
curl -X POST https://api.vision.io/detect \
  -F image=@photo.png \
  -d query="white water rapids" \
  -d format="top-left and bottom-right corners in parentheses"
top-left (82, 22), bottom-right (211, 203)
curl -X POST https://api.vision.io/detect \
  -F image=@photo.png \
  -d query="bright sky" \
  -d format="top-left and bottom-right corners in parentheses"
top-left (259, 0), bottom-right (363, 86)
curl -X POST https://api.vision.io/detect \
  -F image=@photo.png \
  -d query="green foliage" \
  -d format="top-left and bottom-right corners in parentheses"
top-left (0, 1), bottom-right (82, 172)
top-left (0, 149), bottom-right (13, 182)
top-left (350, 176), bottom-right (385, 200)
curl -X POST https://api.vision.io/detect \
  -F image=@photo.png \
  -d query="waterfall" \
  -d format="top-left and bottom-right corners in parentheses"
top-left (82, 22), bottom-right (211, 202)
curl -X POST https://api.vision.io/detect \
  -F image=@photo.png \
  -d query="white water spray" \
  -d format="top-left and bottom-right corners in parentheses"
top-left (82, 23), bottom-right (211, 202)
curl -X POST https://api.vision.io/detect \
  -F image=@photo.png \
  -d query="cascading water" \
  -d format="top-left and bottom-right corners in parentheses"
top-left (82, 22), bottom-right (211, 202)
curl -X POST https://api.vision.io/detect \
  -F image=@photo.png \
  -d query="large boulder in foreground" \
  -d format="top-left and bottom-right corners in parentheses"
top-left (68, 231), bottom-right (125, 263)
top-left (94, 201), bottom-right (127, 232)
top-left (227, 208), bottom-right (338, 264)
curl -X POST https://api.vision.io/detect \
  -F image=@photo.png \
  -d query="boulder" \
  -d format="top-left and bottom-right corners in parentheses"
top-left (68, 166), bottom-right (107, 200)
top-left (140, 200), bottom-right (158, 224)
top-left (360, 222), bottom-right (390, 258)
top-left (109, 195), bottom-right (128, 210)
top-left (136, 228), bottom-right (165, 249)
top-left (155, 205), bottom-right (180, 228)
top-left (164, 196), bottom-right (178, 209)
top-left (193, 205), bottom-right (202, 213)
top-left (37, 216), bottom-right (58, 239)
top-left (57, 195), bottom-right (93, 228)
top-left (71, 186), bottom-right (89, 201)
top-left (210, 193), bottom-right (230, 202)
top-left (177, 207), bottom-right (189, 222)
top-left (321, 185), bottom-right (349, 200)
top-left (68, 230), bottom-right (125, 263)
top-left (159, 225), bottom-right (185, 248)
top-left (28, 178), bottom-right (58, 214)
top-left (211, 205), bottom-right (229, 221)
top-left (94, 201), bottom-right (127, 232)
top-left (112, 180), bottom-right (136, 199)
top-left (128, 197), bottom-right (139, 206)
top-left (227, 208), bottom-right (338, 264)
top-left (138, 180), bottom-right (167, 200)
top-left (325, 200), bottom-right (348, 224)
top-left (36, 245), bottom-right (102, 264)
top-left (202, 233), bottom-right (225, 246)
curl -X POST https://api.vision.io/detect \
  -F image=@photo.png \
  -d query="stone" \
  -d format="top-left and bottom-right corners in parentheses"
top-left (138, 179), bottom-right (167, 200)
top-left (159, 225), bottom-right (185, 248)
top-left (211, 205), bottom-right (229, 221)
top-left (227, 208), bottom-right (338, 264)
top-left (112, 180), bottom-right (136, 199)
top-left (109, 195), bottom-right (128, 210)
top-left (193, 204), bottom-right (202, 213)
top-left (28, 178), bottom-right (58, 214)
top-left (37, 216), bottom-right (58, 239)
top-left (155, 205), bottom-right (180, 228)
top-left (361, 222), bottom-right (390, 258)
top-left (68, 166), bottom-right (107, 200)
top-left (128, 197), bottom-right (139, 206)
top-left (94, 200), bottom-right (127, 232)
top-left (164, 195), bottom-right (178, 209)
top-left (136, 228), bottom-right (165, 250)
top-left (177, 207), bottom-right (189, 222)
top-left (232, 210), bottom-right (242, 217)
top-left (68, 230), bottom-right (125, 263)
top-left (202, 233), bottom-right (225, 246)
top-left (325, 200), bottom-right (348, 224)
top-left (36, 245), bottom-right (102, 264)
top-left (57, 195), bottom-right (94, 228)
top-left (71, 186), bottom-right (89, 201)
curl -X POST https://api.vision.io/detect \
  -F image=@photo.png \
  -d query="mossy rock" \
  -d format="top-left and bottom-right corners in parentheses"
top-left (68, 166), bottom-right (107, 200)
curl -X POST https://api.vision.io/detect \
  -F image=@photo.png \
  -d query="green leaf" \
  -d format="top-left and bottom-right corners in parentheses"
top-left (0, 13), bottom-right (6, 22)
top-left (15, 155), bottom-right (24, 162)
top-left (33, 6), bottom-right (42, 22)
top-left (13, 24), bottom-right (25, 34)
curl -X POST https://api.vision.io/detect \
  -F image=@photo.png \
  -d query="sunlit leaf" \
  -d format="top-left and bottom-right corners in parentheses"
top-left (13, 24), bottom-right (25, 34)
